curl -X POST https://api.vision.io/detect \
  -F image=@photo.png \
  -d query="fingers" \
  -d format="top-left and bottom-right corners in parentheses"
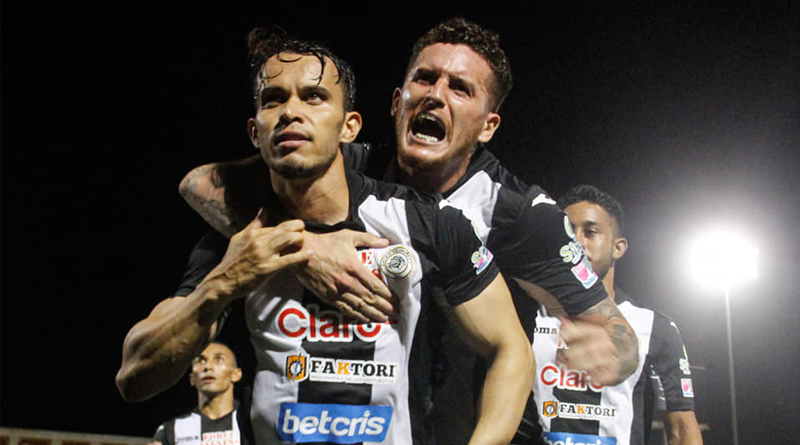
top-left (347, 230), bottom-right (391, 249)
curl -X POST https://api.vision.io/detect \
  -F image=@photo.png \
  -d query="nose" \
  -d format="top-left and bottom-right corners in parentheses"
top-left (279, 96), bottom-right (302, 126)
top-left (423, 78), bottom-right (447, 107)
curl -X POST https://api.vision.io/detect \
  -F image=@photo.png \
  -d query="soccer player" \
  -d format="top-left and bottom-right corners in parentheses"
top-left (529, 185), bottom-right (702, 445)
top-left (116, 29), bottom-right (533, 445)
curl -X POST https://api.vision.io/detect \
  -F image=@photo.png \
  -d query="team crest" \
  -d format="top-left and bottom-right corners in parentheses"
top-left (286, 355), bottom-right (308, 382)
top-left (543, 401), bottom-right (558, 418)
top-left (380, 246), bottom-right (414, 279)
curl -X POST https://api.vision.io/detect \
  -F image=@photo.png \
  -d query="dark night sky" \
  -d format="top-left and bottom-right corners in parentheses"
top-left (2, 3), bottom-right (798, 444)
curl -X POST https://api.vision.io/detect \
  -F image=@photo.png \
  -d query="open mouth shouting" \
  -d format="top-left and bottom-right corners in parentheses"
top-left (410, 112), bottom-right (446, 144)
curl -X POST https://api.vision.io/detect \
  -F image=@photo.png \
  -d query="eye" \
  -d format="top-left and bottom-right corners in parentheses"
top-left (449, 78), bottom-right (471, 96)
top-left (412, 70), bottom-right (436, 86)
top-left (259, 89), bottom-right (286, 109)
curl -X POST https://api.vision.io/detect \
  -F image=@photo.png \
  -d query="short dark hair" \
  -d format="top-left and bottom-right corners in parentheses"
top-left (247, 26), bottom-right (357, 112)
top-left (408, 17), bottom-right (513, 112)
top-left (558, 185), bottom-right (625, 237)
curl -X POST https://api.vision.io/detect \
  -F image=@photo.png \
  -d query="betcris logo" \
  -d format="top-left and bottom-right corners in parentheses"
top-left (278, 402), bottom-right (392, 443)
top-left (543, 432), bottom-right (617, 445)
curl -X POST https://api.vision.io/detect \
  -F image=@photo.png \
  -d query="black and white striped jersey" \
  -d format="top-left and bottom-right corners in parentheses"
top-left (153, 408), bottom-right (241, 445)
top-left (532, 289), bottom-right (696, 445)
top-left (176, 170), bottom-right (500, 445)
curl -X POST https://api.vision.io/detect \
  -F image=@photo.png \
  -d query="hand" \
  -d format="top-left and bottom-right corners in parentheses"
top-left (201, 209), bottom-right (310, 299)
top-left (291, 230), bottom-right (396, 323)
top-left (556, 318), bottom-right (623, 387)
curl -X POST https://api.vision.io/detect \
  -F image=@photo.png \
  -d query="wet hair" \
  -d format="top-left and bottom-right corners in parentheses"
top-left (408, 17), bottom-right (513, 112)
top-left (247, 26), bottom-right (357, 112)
top-left (558, 185), bottom-right (625, 237)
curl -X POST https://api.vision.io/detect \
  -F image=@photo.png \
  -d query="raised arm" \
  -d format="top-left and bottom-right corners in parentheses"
top-left (115, 214), bottom-right (308, 401)
top-left (449, 274), bottom-right (534, 445)
top-left (178, 156), bottom-right (396, 322)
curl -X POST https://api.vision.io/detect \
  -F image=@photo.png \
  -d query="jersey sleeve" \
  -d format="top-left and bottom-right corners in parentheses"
top-left (426, 202), bottom-right (501, 306)
top-left (174, 230), bottom-right (228, 296)
top-left (648, 311), bottom-right (696, 412)
top-left (152, 421), bottom-right (171, 445)
top-left (487, 185), bottom-right (608, 315)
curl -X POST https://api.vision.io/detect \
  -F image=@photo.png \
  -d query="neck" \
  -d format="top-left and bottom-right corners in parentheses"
top-left (602, 267), bottom-right (616, 301)
top-left (197, 389), bottom-right (234, 420)
top-left (270, 152), bottom-right (350, 224)
top-left (397, 156), bottom-right (469, 194)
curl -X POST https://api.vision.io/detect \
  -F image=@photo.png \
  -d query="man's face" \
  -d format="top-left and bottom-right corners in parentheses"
top-left (391, 43), bottom-right (500, 191)
top-left (249, 53), bottom-right (360, 179)
top-left (189, 343), bottom-right (241, 396)
top-left (563, 201), bottom-right (620, 280)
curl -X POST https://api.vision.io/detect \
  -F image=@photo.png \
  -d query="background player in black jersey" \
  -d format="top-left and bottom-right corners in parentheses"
top-left (179, 17), bottom-right (639, 389)
top-left (151, 342), bottom-right (247, 445)
top-left (558, 185), bottom-right (703, 445)
top-left (116, 29), bottom-right (533, 445)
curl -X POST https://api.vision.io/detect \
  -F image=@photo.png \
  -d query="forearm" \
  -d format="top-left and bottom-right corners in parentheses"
top-left (115, 283), bottom-right (231, 402)
top-left (574, 297), bottom-right (639, 384)
top-left (665, 411), bottom-right (704, 445)
top-left (470, 340), bottom-right (534, 445)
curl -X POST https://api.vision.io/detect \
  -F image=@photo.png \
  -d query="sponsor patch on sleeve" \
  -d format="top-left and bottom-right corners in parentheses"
top-left (570, 256), bottom-right (599, 289)
top-left (681, 378), bottom-right (695, 398)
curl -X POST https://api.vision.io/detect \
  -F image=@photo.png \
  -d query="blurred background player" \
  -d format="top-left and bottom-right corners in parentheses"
top-left (151, 342), bottom-right (247, 445)
top-left (529, 185), bottom-right (702, 445)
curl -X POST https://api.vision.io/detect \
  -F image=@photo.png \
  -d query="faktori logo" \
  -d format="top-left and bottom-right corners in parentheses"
top-left (277, 304), bottom-right (385, 342)
top-left (286, 354), bottom-right (398, 385)
top-left (542, 401), bottom-right (558, 418)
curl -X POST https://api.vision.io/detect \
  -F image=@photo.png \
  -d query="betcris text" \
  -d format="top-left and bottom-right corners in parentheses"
top-left (278, 402), bottom-right (392, 443)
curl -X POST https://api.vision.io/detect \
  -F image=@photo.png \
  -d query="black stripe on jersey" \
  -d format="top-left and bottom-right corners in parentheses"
top-left (550, 387), bottom-right (602, 435)
top-left (297, 288), bottom-right (376, 406)
top-left (200, 410), bottom-right (235, 433)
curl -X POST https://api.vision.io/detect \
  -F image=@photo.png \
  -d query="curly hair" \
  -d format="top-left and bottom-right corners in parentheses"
top-left (558, 185), bottom-right (626, 237)
top-left (408, 17), bottom-right (513, 112)
top-left (246, 26), bottom-right (357, 112)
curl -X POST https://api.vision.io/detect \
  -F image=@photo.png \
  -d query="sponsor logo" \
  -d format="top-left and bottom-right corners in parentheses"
top-left (542, 431), bottom-right (617, 445)
top-left (564, 215), bottom-right (576, 239)
top-left (679, 357), bottom-right (692, 375)
top-left (570, 257), bottom-right (599, 289)
top-left (532, 193), bottom-right (557, 208)
top-left (560, 241), bottom-right (584, 265)
top-left (277, 304), bottom-right (385, 342)
top-left (534, 326), bottom-right (559, 335)
top-left (379, 246), bottom-right (414, 279)
top-left (542, 401), bottom-right (559, 418)
top-left (681, 378), bottom-right (695, 398)
top-left (201, 431), bottom-right (239, 445)
top-left (286, 355), bottom-right (307, 381)
top-left (540, 364), bottom-right (604, 392)
top-left (286, 354), bottom-right (398, 385)
top-left (278, 402), bottom-right (392, 443)
top-left (359, 250), bottom-right (383, 280)
top-left (471, 245), bottom-right (494, 275)
top-left (549, 401), bottom-right (617, 421)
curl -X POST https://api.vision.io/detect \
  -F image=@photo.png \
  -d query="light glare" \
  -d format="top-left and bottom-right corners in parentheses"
top-left (687, 230), bottom-right (758, 290)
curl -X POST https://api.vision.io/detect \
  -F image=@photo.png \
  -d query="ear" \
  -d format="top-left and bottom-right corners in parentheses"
top-left (340, 111), bottom-right (362, 143)
top-left (189, 372), bottom-right (198, 388)
top-left (231, 367), bottom-right (243, 384)
top-left (612, 237), bottom-right (628, 260)
top-left (247, 118), bottom-right (259, 148)
top-left (477, 112), bottom-right (501, 143)
top-left (390, 88), bottom-right (402, 117)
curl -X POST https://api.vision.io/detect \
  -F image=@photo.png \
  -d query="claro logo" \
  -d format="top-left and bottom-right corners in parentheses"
top-left (278, 304), bottom-right (384, 342)
top-left (540, 364), bottom-right (604, 392)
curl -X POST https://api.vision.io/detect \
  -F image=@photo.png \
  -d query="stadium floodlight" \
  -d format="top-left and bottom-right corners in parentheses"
top-left (687, 228), bottom-right (758, 445)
